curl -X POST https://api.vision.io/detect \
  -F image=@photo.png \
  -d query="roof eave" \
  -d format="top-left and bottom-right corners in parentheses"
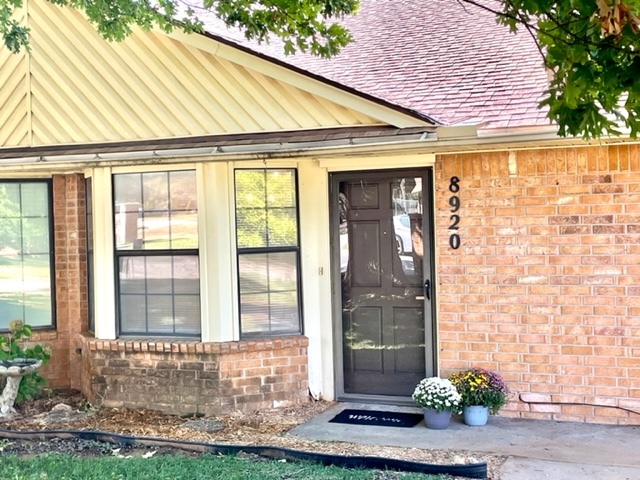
top-left (160, 28), bottom-right (439, 128)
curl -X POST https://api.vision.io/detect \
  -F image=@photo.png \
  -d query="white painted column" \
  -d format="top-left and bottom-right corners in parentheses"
top-left (298, 160), bottom-right (335, 400)
top-left (92, 167), bottom-right (117, 340)
top-left (197, 162), bottom-right (238, 342)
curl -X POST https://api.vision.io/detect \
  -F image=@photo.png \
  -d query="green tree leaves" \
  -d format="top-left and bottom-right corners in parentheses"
top-left (0, 0), bottom-right (356, 57)
top-left (498, 0), bottom-right (640, 138)
top-left (4, 0), bottom-right (640, 139)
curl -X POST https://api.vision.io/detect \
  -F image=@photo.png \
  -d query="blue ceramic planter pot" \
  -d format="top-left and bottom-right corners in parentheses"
top-left (463, 405), bottom-right (489, 426)
top-left (422, 408), bottom-right (452, 429)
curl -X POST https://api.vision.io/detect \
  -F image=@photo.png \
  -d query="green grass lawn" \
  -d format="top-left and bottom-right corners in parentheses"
top-left (0, 453), bottom-right (444, 480)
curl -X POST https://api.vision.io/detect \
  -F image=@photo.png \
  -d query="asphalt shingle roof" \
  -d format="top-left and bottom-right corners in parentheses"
top-left (201, 0), bottom-right (552, 130)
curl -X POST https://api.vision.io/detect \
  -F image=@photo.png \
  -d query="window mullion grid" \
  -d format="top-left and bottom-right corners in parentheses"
top-left (235, 168), bottom-right (301, 337)
top-left (114, 170), bottom-right (199, 337)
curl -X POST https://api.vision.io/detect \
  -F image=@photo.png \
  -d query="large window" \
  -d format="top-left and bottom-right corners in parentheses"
top-left (113, 171), bottom-right (200, 336)
top-left (0, 181), bottom-right (54, 330)
top-left (235, 169), bottom-right (301, 336)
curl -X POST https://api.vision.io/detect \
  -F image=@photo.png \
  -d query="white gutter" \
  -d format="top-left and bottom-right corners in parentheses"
top-left (0, 125), bottom-right (637, 172)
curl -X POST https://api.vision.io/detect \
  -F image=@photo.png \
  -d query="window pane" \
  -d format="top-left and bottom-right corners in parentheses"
top-left (142, 172), bottom-right (169, 211)
top-left (145, 257), bottom-right (173, 294)
top-left (120, 294), bottom-right (147, 333)
top-left (173, 295), bottom-right (201, 335)
top-left (235, 171), bottom-right (266, 209)
top-left (235, 169), bottom-right (301, 336)
top-left (2, 183), bottom-right (20, 207)
top-left (239, 252), bottom-right (300, 334)
top-left (118, 254), bottom-right (200, 336)
top-left (267, 208), bottom-right (297, 246)
top-left (114, 174), bottom-right (142, 206)
top-left (236, 209), bottom-right (267, 248)
top-left (146, 295), bottom-right (175, 333)
top-left (114, 170), bottom-right (197, 250)
top-left (235, 169), bottom-right (298, 248)
top-left (0, 182), bottom-right (53, 330)
top-left (21, 184), bottom-right (48, 217)
top-left (22, 218), bottom-right (50, 254)
top-left (266, 170), bottom-right (296, 207)
top-left (173, 256), bottom-right (200, 294)
top-left (0, 218), bottom-right (21, 252)
top-left (23, 254), bottom-right (53, 327)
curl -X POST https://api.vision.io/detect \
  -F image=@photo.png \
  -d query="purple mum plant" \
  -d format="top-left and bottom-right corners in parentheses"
top-left (449, 368), bottom-right (510, 414)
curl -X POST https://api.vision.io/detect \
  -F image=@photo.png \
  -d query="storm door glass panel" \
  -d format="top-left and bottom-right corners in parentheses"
top-left (340, 174), bottom-right (426, 397)
top-left (114, 171), bottom-right (200, 337)
top-left (0, 181), bottom-right (54, 329)
top-left (235, 169), bottom-right (301, 336)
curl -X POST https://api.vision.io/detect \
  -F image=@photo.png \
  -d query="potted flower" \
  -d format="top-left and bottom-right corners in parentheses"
top-left (449, 368), bottom-right (510, 426)
top-left (412, 377), bottom-right (462, 429)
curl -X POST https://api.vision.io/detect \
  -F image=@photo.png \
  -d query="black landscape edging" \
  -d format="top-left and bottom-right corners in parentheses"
top-left (0, 428), bottom-right (488, 479)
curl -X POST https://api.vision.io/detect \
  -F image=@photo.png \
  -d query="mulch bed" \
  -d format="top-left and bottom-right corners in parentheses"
top-left (0, 390), bottom-right (506, 479)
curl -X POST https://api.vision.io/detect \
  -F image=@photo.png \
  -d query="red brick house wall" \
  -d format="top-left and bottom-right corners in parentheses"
top-left (20, 146), bottom-right (640, 425)
top-left (435, 145), bottom-right (640, 425)
top-left (30, 173), bottom-right (87, 390)
top-left (79, 335), bottom-right (309, 415)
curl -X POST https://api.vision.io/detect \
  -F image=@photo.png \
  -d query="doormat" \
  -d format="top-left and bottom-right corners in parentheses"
top-left (328, 409), bottom-right (423, 428)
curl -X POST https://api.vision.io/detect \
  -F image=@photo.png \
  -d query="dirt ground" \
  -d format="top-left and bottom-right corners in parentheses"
top-left (0, 390), bottom-right (506, 479)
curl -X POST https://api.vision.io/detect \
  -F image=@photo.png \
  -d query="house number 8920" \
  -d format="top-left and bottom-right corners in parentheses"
top-left (448, 176), bottom-right (461, 250)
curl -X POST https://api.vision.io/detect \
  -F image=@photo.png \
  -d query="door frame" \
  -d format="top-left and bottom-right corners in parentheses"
top-left (329, 167), bottom-right (438, 405)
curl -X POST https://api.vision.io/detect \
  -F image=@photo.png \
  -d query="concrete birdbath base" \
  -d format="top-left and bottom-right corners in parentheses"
top-left (0, 358), bottom-right (43, 419)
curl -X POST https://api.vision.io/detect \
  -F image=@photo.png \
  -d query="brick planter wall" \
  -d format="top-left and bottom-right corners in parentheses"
top-left (79, 334), bottom-right (309, 415)
top-left (435, 146), bottom-right (640, 425)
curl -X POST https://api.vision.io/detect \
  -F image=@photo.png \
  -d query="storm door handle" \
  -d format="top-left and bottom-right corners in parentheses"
top-left (424, 279), bottom-right (431, 301)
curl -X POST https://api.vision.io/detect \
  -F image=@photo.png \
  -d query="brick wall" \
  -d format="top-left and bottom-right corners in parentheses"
top-left (79, 335), bottom-right (309, 415)
top-left (435, 145), bottom-right (640, 425)
top-left (30, 174), bottom-right (87, 390)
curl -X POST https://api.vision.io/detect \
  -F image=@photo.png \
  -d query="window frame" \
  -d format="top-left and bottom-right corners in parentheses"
top-left (234, 168), bottom-right (304, 338)
top-left (111, 170), bottom-right (201, 338)
top-left (0, 179), bottom-right (56, 332)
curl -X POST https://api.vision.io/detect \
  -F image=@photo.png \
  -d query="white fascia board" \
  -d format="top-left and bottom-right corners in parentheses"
top-left (162, 30), bottom-right (433, 129)
top-left (318, 152), bottom-right (436, 171)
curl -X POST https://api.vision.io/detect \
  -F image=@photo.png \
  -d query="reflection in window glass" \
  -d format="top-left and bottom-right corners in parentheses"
top-left (0, 181), bottom-right (54, 329)
top-left (114, 171), bottom-right (198, 251)
top-left (113, 171), bottom-right (200, 337)
top-left (235, 169), bottom-right (301, 336)
top-left (119, 256), bottom-right (200, 335)
top-left (235, 170), bottom-right (297, 248)
top-left (238, 252), bottom-right (299, 334)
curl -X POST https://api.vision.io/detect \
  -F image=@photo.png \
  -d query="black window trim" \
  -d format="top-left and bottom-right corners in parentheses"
top-left (234, 168), bottom-right (304, 338)
top-left (111, 170), bottom-right (200, 338)
top-left (0, 178), bottom-right (56, 333)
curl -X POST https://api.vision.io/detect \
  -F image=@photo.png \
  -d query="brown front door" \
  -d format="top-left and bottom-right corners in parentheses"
top-left (332, 170), bottom-right (435, 400)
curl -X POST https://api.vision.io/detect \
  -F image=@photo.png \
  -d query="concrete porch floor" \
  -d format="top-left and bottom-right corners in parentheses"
top-left (289, 403), bottom-right (640, 480)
